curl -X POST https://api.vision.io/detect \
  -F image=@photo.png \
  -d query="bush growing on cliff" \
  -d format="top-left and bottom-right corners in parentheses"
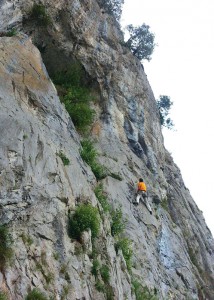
top-left (125, 24), bottom-right (156, 61)
top-left (132, 279), bottom-right (158, 300)
top-left (69, 204), bottom-right (100, 240)
top-left (56, 151), bottom-right (70, 166)
top-left (25, 288), bottom-right (48, 300)
top-left (115, 238), bottom-right (132, 271)
top-left (29, 4), bottom-right (51, 26)
top-left (94, 184), bottom-right (110, 212)
top-left (63, 88), bottom-right (95, 132)
top-left (157, 95), bottom-right (174, 129)
top-left (0, 291), bottom-right (8, 300)
top-left (111, 206), bottom-right (126, 236)
top-left (52, 63), bottom-right (95, 132)
top-left (97, 0), bottom-right (124, 21)
top-left (80, 140), bottom-right (108, 180)
top-left (0, 225), bottom-right (13, 270)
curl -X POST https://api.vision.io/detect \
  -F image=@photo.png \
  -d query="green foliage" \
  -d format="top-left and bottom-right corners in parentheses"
top-left (61, 285), bottom-right (70, 300)
top-left (6, 29), bottom-right (17, 37)
top-left (56, 151), bottom-right (70, 166)
top-left (111, 207), bottom-right (126, 236)
top-left (94, 184), bottom-right (110, 212)
top-left (52, 64), bottom-right (95, 132)
top-left (62, 87), bottom-right (95, 132)
top-left (161, 197), bottom-right (169, 212)
top-left (157, 95), bottom-right (174, 129)
top-left (20, 233), bottom-right (33, 246)
top-left (80, 140), bottom-right (108, 180)
top-left (52, 63), bottom-right (83, 88)
top-left (188, 247), bottom-right (200, 270)
top-left (91, 259), bottom-right (100, 277)
top-left (126, 24), bottom-right (156, 61)
top-left (29, 4), bottom-right (51, 26)
top-left (100, 265), bottom-right (110, 283)
top-left (0, 291), bottom-right (8, 300)
top-left (115, 238), bottom-right (132, 271)
top-left (69, 204), bottom-right (100, 240)
top-left (25, 288), bottom-right (48, 300)
top-left (97, 0), bottom-right (124, 21)
top-left (0, 225), bottom-right (13, 270)
top-left (132, 279), bottom-right (158, 300)
top-left (95, 280), bottom-right (105, 292)
top-left (109, 172), bottom-right (123, 181)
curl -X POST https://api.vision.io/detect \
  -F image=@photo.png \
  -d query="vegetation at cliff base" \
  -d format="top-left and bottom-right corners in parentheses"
top-left (125, 24), bottom-right (156, 61)
top-left (69, 204), bottom-right (100, 240)
top-left (0, 225), bottom-right (13, 270)
top-left (157, 95), bottom-right (174, 129)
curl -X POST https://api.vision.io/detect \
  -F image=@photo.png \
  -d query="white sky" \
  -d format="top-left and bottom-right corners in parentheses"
top-left (122, 0), bottom-right (214, 236)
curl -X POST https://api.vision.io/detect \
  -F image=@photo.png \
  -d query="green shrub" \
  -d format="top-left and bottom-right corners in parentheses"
top-left (62, 87), bottom-right (95, 132)
top-left (161, 197), bottom-right (169, 212)
top-left (0, 225), bottom-right (13, 270)
top-left (97, 0), bottom-right (124, 21)
top-left (52, 63), bottom-right (83, 88)
top-left (95, 280), bottom-right (105, 292)
top-left (100, 265), bottom-right (110, 283)
top-left (111, 207), bottom-right (126, 236)
top-left (91, 259), bottom-right (100, 277)
top-left (157, 95), bottom-right (174, 130)
top-left (132, 279), bottom-right (158, 300)
top-left (64, 98), bottom-right (95, 132)
top-left (94, 184), bottom-right (110, 212)
top-left (6, 29), bottom-right (17, 37)
top-left (0, 291), bottom-right (8, 300)
top-left (91, 163), bottom-right (108, 180)
top-left (25, 288), bottom-right (48, 300)
top-left (109, 172), bottom-right (123, 181)
top-left (80, 140), bottom-right (107, 180)
top-left (69, 204), bottom-right (100, 240)
top-left (52, 64), bottom-right (95, 132)
top-left (115, 238), bottom-right (132, 271)
top-left (29, 4), bottom-right (51, 26)
top-left (20, 233), bottom-right (33, 246)
top-left (57, 151), bottom-right (70, 166)
top-left (80, 139), bottom-right (97, 164)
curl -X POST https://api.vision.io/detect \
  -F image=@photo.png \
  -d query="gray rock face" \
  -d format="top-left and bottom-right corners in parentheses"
top-left (0, 1), bottom-right (214, 300)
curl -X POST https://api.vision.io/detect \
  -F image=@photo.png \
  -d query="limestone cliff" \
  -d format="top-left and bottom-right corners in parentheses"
top-left (0, 1), bottom-right (214, 299)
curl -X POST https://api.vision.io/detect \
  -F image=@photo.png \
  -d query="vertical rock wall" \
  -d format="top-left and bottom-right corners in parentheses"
top-left (0, 0), bottom-right (214, 299)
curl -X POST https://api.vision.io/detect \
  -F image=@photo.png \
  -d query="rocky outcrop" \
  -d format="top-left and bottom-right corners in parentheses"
top-left (0, 1), bottom-right (214, 299)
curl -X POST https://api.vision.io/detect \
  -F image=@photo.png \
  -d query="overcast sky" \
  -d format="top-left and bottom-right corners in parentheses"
top-left (122, 0), bottom-right (214, 236)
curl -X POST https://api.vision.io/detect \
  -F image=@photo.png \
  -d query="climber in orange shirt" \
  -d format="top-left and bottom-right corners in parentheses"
top-left (134, 178), bottom-right (152, 214)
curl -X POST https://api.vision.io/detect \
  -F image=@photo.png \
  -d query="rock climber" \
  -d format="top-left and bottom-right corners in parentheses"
top-left (134, 178), bottom-right (152, 214)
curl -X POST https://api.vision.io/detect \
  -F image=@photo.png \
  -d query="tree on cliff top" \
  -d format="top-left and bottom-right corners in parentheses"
top-left (98, 0), bottom-right (124, 21)
top-left (125, 24), bottom-right (156, 61)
